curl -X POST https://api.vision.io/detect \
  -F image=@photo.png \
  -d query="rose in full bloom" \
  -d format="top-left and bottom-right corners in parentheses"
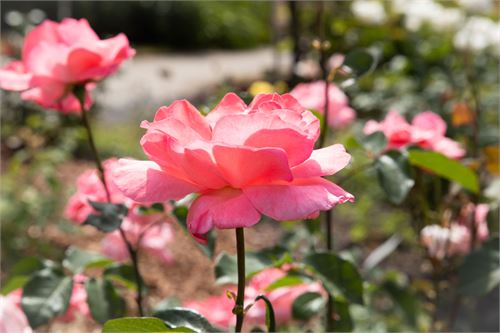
top-left (0, 295), bottom-right (32, 333)
top-left (0, 18), bottom-right (135, 113)
top-left (7, 275), bottom-right (89, 325)
top-left (290, 81), bottom-right (356, 128)
top-left (184, 267), bottom-right (324, 329)
top-left (64, 159), bottom-right (174, 264)
top-left (420, 224), bottom-right (471, 259)
top-left (364, 111), bottom-right (465, 159)
top-left (113, 93), bottom-right (354, 241)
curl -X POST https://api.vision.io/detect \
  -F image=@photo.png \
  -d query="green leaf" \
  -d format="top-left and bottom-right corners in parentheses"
top-left (103, 317), bottom-right (185, 332)
top-left (333, 299), bottom-right (353, 332)
top-left (84, 201), bottom-right (128, 232)
top-left (153, 308), bottom-right (219, 333)
top-left (173, 206), bottom-right (217, 258)
top-left (304, 252), bottom-right (364, 304)
top-left (360, 132), bottom-right (387, 156)
top-left (343, 49), bottom-right (377, 77)
top-left (104, 263), bottom-right (137, 290)
top-left (2, 257), bottom-right (45, 295)
top-left (21, 268), bottom-right (73, 328)
top-left (408, 150), bottom-right (479, 193)
top-left (255, 295), bottom-right (276, 332)
top-left (85, 278), bottom-right (126, 324)
top-left (458, 236), bottom-right (500, 296)
top-left (63, 246), bottom-right (113, 273)
top-left (382, 280), bottom-right (420, 327)
top-left (265, 274), bottom-right (305, 291)
top-left (375, 152), bottom-right (414, 204)
top-left (292, 292), bottom-right (325, 321)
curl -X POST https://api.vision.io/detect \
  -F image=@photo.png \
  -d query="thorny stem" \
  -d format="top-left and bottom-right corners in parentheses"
top-left (234, 228), bottom-right (246, 332)
top-left (75, 87), bottom-right (145, 317)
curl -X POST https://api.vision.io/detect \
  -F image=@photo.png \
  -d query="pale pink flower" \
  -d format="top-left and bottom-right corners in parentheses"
top-left (0, 295), bottom-right (32, 333)
top-left (420, 224), bottom-right (471, 259)
top-left (184, 267), bottom-right (324, 329)
top-left (65, 159), bottom-right (174, 264)
top-left (0, 18), bottom-right (134, 113)
top-left (364, 110), bottom-right (465, 158)
top-left (113, 93), bottom-right (354, 242)
top-left (457, 203), bottom-right (490, 242)
top-left (290, 81), bottom-right (356, 128)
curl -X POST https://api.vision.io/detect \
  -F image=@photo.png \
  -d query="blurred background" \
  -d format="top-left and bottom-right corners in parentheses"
top-left (1, 1), bottom-right (499, 332)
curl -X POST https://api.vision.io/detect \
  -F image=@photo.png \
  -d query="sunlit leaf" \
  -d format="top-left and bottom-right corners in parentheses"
top-left (408, 150), bottom-right (479, 193)
top-left (103, 317), bottom-right (187, 332)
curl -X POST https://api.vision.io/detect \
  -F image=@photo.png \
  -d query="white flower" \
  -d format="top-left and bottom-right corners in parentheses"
top-left (457, 0), bottom-right (494, 14)
top-left (396, 0), bottom-right (464, 32)
top-left (352, 0), bottom-right (387, 25)
top-left (454, 16), bottom-right (498, 53)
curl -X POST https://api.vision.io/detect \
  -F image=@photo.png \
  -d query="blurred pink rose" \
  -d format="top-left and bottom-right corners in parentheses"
top-left (364, 110), bottom-right (465, 158)
top-left (290, 81), bottom-right (356, 128)
top-left (0, 295), bottom-right (32, 333)
top-left (458, 203), bottom-right (490, 242)
top-left (65, 158), bottom-right (174, 264)
top-left (113, 93), bottom-right (354, 242)
top-left (0, 18), bottom-right (134, 113)
top-left (420, 224), bottom-right (471, 259)
top-left (184, 267), bottom-right (324, 330)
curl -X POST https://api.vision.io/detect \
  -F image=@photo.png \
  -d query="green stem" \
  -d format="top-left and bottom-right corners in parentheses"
top-left (234, 228), bottom-right (246, 332)
top-left (75, 88), bottom-right (145, 317)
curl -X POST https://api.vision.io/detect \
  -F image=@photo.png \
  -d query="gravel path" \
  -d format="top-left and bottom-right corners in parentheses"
top-left (95, 47), bottom-right (291, 124)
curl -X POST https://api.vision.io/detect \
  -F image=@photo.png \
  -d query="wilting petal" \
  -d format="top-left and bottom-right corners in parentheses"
top-left (187, 188), bottom-right (261, 237)
top-left (112, 159), bottom-right (199, 202)
top-left (292, 144), bottom-right (351, 178)
top-left (244, 177), bottom-right (354, 220)
top-left (213, 145), bottom-right (292, 187)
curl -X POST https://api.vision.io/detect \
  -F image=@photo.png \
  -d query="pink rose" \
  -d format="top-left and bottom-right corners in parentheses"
top-left (363, 110), bottom-right (465, 158)
top-left (0, 18), bottom-right (134, 113)
top-left (0, 295), bottom-right (32, 333)
top-left (65, 159), bottom-right (174, 264)
top-left (113, 93), bottom-right (354, 241)
top-left (184, 267), bottom-right (324, 329)
top-left (457, 203), bottom-right (490, 242)
top-left (290, 81), bottom-right (356, 128)
top-left (420, 224), bottom-right (471, 259)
